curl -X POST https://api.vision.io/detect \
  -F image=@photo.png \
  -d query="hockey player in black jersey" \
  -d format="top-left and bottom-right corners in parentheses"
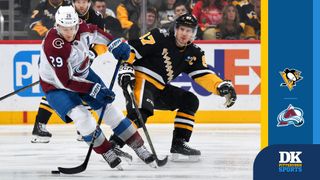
top-left (111, 13), bottom-right (237, 161)
top-left (73, 0), bottom-right (104, 29)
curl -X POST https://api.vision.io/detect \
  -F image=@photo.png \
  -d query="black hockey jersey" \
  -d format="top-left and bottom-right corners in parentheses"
top-left (78, 8), bottom-right (104, 30)
top-left (128, 28), bottom-right (222, 94)
top-left (29, 0), bottom-right (71, 38)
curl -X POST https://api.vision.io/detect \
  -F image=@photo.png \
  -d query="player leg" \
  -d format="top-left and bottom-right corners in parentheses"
top-left (109, 78), bottom-right (159, 147)
top-left (75, 102), bottom-right (93, 141)
top-left (83, 69), bottom-right (156, 166)
top-left (96, 104), bottom-right (155, 166)
top-left (45, 89), bottom-right (122, 169)
top-left (157, 85), bottom-right (201, 161)
top-left (31, 96), bottom-right (53, 143)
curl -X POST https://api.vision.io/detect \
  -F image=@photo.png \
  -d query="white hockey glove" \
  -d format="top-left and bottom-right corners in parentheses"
top-left (217, 80), bottom-right (237, 108)
top-left (118, 62), bottom-right (135, 90)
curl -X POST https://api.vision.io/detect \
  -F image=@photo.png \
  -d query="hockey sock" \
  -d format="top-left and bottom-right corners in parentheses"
top-left (36, 96), bottom-right (55, 124)
top-left (173, 111), bottom-right (195, 142)
top-left (112, 117), bottom-right (144, 149)
top-left (35, 108), bottom-right (52, 124)
top-left (83, 127), bottom-right (112, 154)
top-left (69, 105), bottom-right (112, 154)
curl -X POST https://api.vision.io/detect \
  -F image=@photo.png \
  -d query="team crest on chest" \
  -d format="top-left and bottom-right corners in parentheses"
top-left (185, 56), bottom-right (197, 65)
top-left (52, 38), bottom-right (64, 49)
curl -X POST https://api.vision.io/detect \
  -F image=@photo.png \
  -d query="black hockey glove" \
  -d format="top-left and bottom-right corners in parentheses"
top-left (217, 80), bottom-right (237, 108)
top-left (118, 62), bottom-right (135, 90)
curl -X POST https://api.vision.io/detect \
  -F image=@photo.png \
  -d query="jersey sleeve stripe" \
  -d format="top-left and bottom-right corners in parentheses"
top-left (188, 69), bottom-right (215, 79)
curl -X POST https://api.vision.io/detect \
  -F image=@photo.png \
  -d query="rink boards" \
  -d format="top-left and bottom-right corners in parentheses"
top-left (0, 40), bottom-right (261, 124)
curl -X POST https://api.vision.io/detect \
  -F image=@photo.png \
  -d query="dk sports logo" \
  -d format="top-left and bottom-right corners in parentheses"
top-left (277, 104), bottom-right (304, 127)
top-left (278, 151), bottom-right (303, 173)
top-left (280, 68), bottom-right (303, 91)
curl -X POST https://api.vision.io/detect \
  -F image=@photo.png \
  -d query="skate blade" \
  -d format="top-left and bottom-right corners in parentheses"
top-left (171, 153), bottom-right (200, 162)
top-left (115, 164), bottom-right (123, 171)
top-left (119, 155), bottom-right (132, 165)
top-left (31, 136), bottom-right (50, 143)
top-left (148, 161), bottom-right (157, 168)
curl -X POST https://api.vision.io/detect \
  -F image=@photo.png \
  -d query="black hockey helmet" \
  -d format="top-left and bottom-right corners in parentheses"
top-left (174, 13), bottom-right (198, 43)
top-left (175, 13), bottom-right (198, 29)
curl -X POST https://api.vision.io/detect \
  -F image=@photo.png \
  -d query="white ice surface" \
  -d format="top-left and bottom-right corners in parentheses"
top-left (0, 124), bottom-right (260, 180)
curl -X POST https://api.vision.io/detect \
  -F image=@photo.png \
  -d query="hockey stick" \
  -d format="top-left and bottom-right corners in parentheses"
top-left (57, 61), bottom-right (122, 174)
top-left (0, 81), bottom-right (39, 101)
top-left (126, 85), bottom-right (168, 167)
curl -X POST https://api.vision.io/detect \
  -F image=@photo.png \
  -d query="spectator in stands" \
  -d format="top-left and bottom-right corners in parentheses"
top-left (192, 0), bottom-right (226, 30)
top-left (162, 2), bottom-right (204, 40)
top-left (116, 0), bottom-right (142, 40)
top-left (125, 7), bottom-right (160, 40)
top-left (192, 0), bottom-right (226, 39)
top-left (174, 1), bottom-right (190, 16)
top-left (93, 0), bottom-right (124, 38)
top-left (161, 1), bottom-right (188, 30)
top-left (93, 0), bottom-right (116, 17)
top-left (218, 4), bottom-right (243, 39)
top-left (158, 0), bottom-right (176, 27)
top-left (148, 0), bottom-right (162, 9)
top-left (144, 7), bottom-right (160, 32)
top-left (243, 0), bottom-right (260, 39)
top-left (73, 0), bottom-right (104, 29)
top-left (28, 0), bottom-right (71, 39)
top-left (232, 0), bottom-right (260, 39)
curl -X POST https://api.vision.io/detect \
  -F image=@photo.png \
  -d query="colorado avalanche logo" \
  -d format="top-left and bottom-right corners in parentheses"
top-left (74, 57), bottom-right (90, 76)
top-left (277, 104), bottom-right (304, 127)
top-left (52, 38), bottom-right (64, 49)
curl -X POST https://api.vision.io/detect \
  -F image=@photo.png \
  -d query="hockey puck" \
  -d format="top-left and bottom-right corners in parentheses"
top-left (51, 170), bottom-right (60, 174)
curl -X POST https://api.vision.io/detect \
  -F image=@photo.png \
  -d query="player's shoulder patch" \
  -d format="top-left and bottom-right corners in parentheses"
top-left (158, 28), bottom-right (170, 37)
top-left (191, 43), bottom-right (205, 56)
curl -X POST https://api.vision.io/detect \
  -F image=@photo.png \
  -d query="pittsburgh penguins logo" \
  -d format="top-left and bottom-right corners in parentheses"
top-left (280, 68), bottom-right (303, 91)
top-left (52, 38), bottom-right (64, 49)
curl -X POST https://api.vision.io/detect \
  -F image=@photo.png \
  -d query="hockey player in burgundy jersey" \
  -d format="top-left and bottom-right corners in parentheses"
top-left (38, 6), bottom-right (155, 169)
top-left (31, 0), bottom-right (105, 143)
top-left (111, 13), bottom-right (237, 162)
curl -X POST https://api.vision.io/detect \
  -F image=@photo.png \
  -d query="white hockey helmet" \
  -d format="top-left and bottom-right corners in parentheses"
top-left (55, 6), bottom-right (79, 27)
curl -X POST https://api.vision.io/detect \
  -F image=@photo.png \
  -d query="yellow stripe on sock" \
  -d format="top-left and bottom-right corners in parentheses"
top-left (176, 112), bottom-right (195, 121)
top-left (174, 123), bottom-right (193, 131)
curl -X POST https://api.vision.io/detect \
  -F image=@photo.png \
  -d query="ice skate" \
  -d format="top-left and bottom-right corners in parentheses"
top-left (102, 149), bottom-right (123, 170)
top-left (113, 146), bottom-right (133, 164)
top-left (170, 138), bottom-right (201, 162)
top-left (133, 145), bottom-right (157, 168)
top-left (31, 122), bottom-right (52, 143)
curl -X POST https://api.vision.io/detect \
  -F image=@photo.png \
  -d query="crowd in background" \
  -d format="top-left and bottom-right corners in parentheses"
top-left (9, 0), bottom-right (261, 40)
